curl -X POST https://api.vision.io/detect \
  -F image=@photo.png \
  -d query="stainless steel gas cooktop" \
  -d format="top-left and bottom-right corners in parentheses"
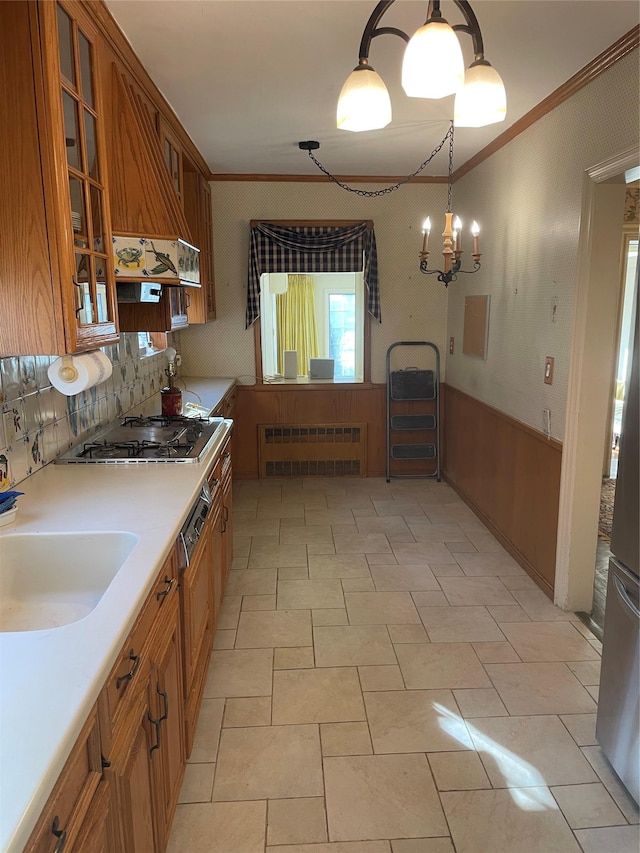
top-left (56, 414), bottom-right (225, 464)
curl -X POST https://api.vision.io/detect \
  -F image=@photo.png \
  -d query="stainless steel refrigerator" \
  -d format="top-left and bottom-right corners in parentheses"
top-left (596, 282), bottom-right (639, 806)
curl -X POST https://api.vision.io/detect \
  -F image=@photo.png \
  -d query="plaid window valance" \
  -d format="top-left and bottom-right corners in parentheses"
top-left (246, 222), bottom-right (381, 328)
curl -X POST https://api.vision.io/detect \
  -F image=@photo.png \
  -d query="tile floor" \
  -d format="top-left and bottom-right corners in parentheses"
top-left (167, 478), bottom-right (639, 853)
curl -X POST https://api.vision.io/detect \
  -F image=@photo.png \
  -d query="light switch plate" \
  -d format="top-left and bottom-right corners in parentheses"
top-left (544, 356), bottom-right (554, 385)
top-left (449, 337), bottom-right (455, 355)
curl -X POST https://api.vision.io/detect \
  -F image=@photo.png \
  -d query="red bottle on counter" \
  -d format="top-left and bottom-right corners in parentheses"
top-left (161, 385), bottom-right (183, 416)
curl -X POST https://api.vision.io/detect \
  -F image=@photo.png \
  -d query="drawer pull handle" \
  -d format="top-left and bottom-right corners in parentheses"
top-left (157, 685), bottom-right (169, 722)
top-left (116, 650), bottom-right (140, 689)
top-left (51, 817), bottom-right (67, 852)
top-left (156, 575), bottom-right (175, 601)
top-left (148, 710), bottom-right (162, 754)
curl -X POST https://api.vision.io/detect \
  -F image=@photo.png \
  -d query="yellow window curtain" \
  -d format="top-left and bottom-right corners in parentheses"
top-left (276, 274), bottom-right (319, 375)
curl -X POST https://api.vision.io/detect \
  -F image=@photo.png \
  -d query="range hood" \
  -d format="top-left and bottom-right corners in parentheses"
top-left (113, 235), bottom-right (200, 286)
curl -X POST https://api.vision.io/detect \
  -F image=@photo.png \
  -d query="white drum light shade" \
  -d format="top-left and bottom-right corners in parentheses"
top-left (401, 20), bottom-right (464, 99)
top-left (337, 66), bottom-right (392, 131)
top-left (454, 61), bottom-right (507, 127)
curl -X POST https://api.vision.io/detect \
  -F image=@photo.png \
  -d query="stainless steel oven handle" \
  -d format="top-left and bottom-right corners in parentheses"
top-left (613, 573), bottom-right (640, 620)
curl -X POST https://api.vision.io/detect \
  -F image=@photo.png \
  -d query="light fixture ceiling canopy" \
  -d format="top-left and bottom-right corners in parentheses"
top-left (337, 0), bottom-right (507, 132)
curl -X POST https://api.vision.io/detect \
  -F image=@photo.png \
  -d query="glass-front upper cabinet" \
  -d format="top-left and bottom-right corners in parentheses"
top-left (47, 1), bottom-right (118, 349)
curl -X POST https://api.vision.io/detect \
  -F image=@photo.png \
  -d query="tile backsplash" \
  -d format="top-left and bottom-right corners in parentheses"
top-left (0, 334), bottom-right (168, 490)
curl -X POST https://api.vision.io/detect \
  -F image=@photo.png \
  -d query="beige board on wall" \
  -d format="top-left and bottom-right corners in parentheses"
top-left (463, 295), bottom-right (490, 359)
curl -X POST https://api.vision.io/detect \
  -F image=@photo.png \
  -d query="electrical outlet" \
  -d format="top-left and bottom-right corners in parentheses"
top-left (544, 356), bottom-right (554, 385)
top-left (449, 337), bottom-right (455, 355)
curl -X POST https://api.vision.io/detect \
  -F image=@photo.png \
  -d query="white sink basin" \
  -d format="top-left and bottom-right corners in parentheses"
top-left (0, 531), bottom-right (138, 632)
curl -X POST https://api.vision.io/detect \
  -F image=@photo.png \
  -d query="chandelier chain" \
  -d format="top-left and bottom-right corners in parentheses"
top-left (304, 124), bottom-right (454, 197)
top-left (447, 121), bottom-right (454, 212)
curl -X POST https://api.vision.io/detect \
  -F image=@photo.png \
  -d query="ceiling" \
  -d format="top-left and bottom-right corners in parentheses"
top-left (104, 1), bottom-right (639, 178)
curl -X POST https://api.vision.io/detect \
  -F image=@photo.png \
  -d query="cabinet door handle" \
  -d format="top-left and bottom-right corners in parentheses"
top-left (157, 685), bottom-right (169, 723)
top-left (116, 650), bottom-right (140, 689)
top-left (51, 816), bottom-right (67, 852)
top-left (72, 276), bottom-right (83, 318)
top-left (156, 575), bottom-right (175, 601)
top-left (148, 710), bottom-right (162, 754)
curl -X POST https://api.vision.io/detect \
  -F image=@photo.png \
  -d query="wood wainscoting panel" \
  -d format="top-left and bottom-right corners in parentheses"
top-left (443, 386), bottom-right (562, 597)
top-left (235, 384), bottom-right (386, 479)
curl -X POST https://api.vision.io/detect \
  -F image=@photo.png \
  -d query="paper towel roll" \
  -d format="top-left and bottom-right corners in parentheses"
top-left (48, 351), bottom-right (113, 396)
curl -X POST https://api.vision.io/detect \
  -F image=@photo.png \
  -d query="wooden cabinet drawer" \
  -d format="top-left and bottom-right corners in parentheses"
top-left (25, 706), bottom-right (102, 853)
top-left (103, 550), bottom-right (179, 741)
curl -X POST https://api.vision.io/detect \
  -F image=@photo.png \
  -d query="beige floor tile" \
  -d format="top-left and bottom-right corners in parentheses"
top-left (370, 564), bottom-right (440, 592)
top-left (453, 687), bottom-right (509, 717)
top-left (256, 501), bottom-right (305, 519)
top-left (551, 782), bottom-right (626, 828)
top-left (225, 569), bottom-right (277, 597)
top-left (509, 587), bottom-right (577, 621)
top-left (405, 522), bottom-right (470, 543)
top-left (167, 800), bottom-right (266, 853)
top-left (231, 555), bottom-right (249, 569)
top-left (223, 696), bottom-right (271, 728)
top-left (391, 542), bottom-right (455, 564)
top-left (278, 579), bottom-right (345, 610)
top-left (567, 659), bottom-right (601, 685)
top-left (274, 646), bottom-right (315, 669)
top-left (430, 564), bottom-right (465, 577)
top-left (586, 684), bottom-right (599, 701)
top-left (309, 554), bottom-right (371, 578)
top-left (235, 609), bottom-right (312, 648)
top-left (391, 840), bottom-right (455, 853)
top-left (446, 542), bottom-right (478, 554)
top-left (356, 516), bottom-right (411, 535)
top-left (334, 533), bottom-right (392, 554)
top-left (279, 566), bottom-right (310, 580)
top-left (280, 524), bottom-right (334, 546)
top-left (411, 591), bottom-right (449, 608)
top-left (419, 605), bottom-right (505, 643)
top-left (308, 542), bottom-right (337, 555)
top-left (241, 594), bottom-right (276, 611)
top-left (341, 578), bottom-right (375, 592)
top-left (232, 518), bottom-right (283, 538)
top-left (331, 524), bottom-right (358, 536)
top-left (367, 553), bottom-right (399, 566)
top-left (213, 629), bottom-right (236, 649)
top-left (396, 643), bottom-right (491, 690)
top-left (439, 576), bottom-right (516, 607)
top-left (272, 667), bottom-right (365, 724)
top-left (499, 621), bottom-right (601, 662)
top-left (321, 721), bottom-right (373, 756)
top-left (267, 797), bottom-right (328, 846)
top-left (313, 608), bottom-right (349, 626)
top-left (467, 714), bottom-right (598, 787)
top-left (581, 746), bottom-right (640, 824)
top-left (498, 574), bottom-right (539, 590)
top-left (178, 762), bottom-right (215, 803)
top-left (217, 594), bottom-right (242, 630)
top-left (461, 532), bottom-right (505, 554)
top-left (421, 506), bottom-right (479, 525)
top-left (232, 536), bottom-right (252, 557)
top-left (589, 638), bottom-right (603, 654)
top-left (559, 713), bottom-right (598, 746)
top-left (365, 689), bottom-right (474, 753)
top-left (305, 509), bottom-right (358, 526)
top-left (484, 662), bottom-right (597, 715)
top-left (345, 591), bottom-right (421, 625)
top-left (428, 751), bottom-right (492, 791)
top-left (454, 552), bottom-right (526, 577)
top-left (325, 753), bottom-right (448, 841)
top-left (373, 499), bottom-right (427, 517)
top-left (213, 724), bottom-right (323, 801)
top-left (358, 664), bottom-right (405, 691)
top-left (388, 623), bottom-right (429, 644)
top-left (572, 620), bottom-right (598, 640)
top-left (204, 648), bottom-right (274, 698)
top-left (188, 698), bottom-right (225, 764)
top-left (314, 625), bottom-right (397, 667)
top-left (472, 641), bottom-right (521, 663)
top-left (574, 825), bottom-right (640, 853)
top-left (441, 788), bottom-right (581, 853)
top-left (269, 843), bottom-right (391, 853)
top-left (486, 604), bottom-right (531, 622)
top-left (248, 542), bottom-right (308, 568)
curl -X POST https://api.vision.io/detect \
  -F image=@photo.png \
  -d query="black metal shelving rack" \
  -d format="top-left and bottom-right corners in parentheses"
top-left (386, 341), bottom-right (441, 482)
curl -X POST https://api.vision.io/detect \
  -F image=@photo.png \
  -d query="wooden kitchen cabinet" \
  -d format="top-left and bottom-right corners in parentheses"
top-left (101, 546), bottom-right (184, 852)
top-left (158, 116), bottom-right (184, 209)
top-left (118, 284), bottom-right (191, 333)
top-left (24, 704), bottom-right (104, 853)
top-left (184, 170), bottom-right (216, 323)
top-left (0, 0), bottom-right (119, 355)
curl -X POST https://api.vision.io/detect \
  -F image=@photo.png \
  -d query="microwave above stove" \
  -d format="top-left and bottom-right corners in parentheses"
top-left (116, 282), bottom-right (162, 303)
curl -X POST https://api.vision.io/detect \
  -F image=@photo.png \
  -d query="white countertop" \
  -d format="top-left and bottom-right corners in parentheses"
top-left (0, 378), bottom-right (235, 852)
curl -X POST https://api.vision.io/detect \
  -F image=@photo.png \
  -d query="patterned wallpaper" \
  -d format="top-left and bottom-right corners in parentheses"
top-left (0, 334), bottom-right (168, 490)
